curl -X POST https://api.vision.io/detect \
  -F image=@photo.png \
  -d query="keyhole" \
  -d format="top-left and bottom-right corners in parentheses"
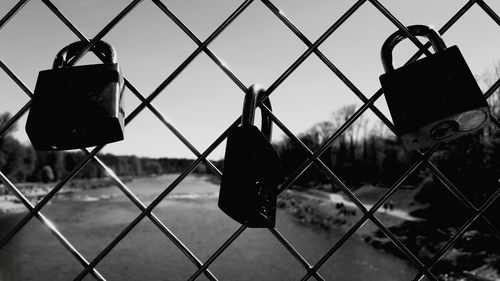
top-left (430, 120), bottom-right (459, 139)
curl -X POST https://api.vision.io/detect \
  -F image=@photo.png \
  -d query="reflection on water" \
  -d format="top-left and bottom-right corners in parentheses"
top-left (0, 175), bottom-right (416, 281)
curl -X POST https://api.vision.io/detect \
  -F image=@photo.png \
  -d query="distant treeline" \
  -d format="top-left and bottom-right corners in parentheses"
top-left (0, 103), bottom-right (498, 196)
top-left (274, 105), bottom-right (499, 209)
top-left (0, 113), bottom-right (214, 183)
top-left (1, 68), bottom-right (499, 199)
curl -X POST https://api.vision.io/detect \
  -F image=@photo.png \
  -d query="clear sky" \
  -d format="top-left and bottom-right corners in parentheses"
top-left (1, 0), bottom-right (499, 159)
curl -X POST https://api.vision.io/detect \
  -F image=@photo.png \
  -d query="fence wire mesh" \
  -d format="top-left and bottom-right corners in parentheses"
top-left (0, 0), bottom-right (499, 280)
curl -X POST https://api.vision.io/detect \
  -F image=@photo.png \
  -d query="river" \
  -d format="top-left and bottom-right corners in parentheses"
top-left (0, 174), bottom-right (417, 280)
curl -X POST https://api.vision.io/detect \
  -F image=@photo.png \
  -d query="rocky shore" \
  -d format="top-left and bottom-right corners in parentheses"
top-left (277, 187), bottom-right (500, 281)
top-left (0, 195), bottom-right (26, 215)
top-left (0, 177), bottom-right (132, 216)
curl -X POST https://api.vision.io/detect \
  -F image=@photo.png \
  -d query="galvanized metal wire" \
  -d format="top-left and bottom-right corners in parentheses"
top-left (0, 0), bottom-right (498, 280)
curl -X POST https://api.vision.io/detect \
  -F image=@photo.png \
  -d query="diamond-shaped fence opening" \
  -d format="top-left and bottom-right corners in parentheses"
top-left (0, 0), bottom-right (499, 280)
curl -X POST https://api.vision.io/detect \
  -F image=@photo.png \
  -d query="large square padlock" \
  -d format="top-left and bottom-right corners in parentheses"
top-left (379, 25), bottom-right (489, 151)
top-left (26, 41), bottom-right (125, 151)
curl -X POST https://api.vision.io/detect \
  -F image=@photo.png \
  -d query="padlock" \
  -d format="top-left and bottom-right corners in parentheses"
top-left (26, 40), bottom-right (125, 151)
top-left (379, 25), bottom-right (490, 151)
top-left (218, 84), bottom-right (280, 228)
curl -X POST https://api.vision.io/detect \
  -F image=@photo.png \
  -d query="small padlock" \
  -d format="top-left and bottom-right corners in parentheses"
top-left (218, 84), bottom-right (280, 228)
top-left (379, 25), bottom-right (490, 151)
top-left (26, 40), bottom-right (125, 151)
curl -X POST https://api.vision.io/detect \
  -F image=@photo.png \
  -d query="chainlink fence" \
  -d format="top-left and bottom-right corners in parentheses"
top-left (0, 0), bottom-right (499, 280)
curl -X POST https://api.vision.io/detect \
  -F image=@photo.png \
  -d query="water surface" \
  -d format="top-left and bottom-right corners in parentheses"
top-left (0, 175), bottom-right (416, 280)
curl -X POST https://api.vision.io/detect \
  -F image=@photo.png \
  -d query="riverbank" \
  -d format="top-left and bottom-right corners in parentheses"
top-left (0, 177), bottom-right (132, 216)
top-left (0, 195), bottom-right (26, 215)
top-left (277, 186), bottom-right (500, 281)
top-left (277, 186), bottom-right (414, 236)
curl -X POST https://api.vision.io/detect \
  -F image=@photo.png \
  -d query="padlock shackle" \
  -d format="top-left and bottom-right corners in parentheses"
top-left (53, 41), bottom-right (117, 69)
top-left (381, 25), bottom-right (447, 73)
top-left (241, 84), bottom-right (273, 141)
